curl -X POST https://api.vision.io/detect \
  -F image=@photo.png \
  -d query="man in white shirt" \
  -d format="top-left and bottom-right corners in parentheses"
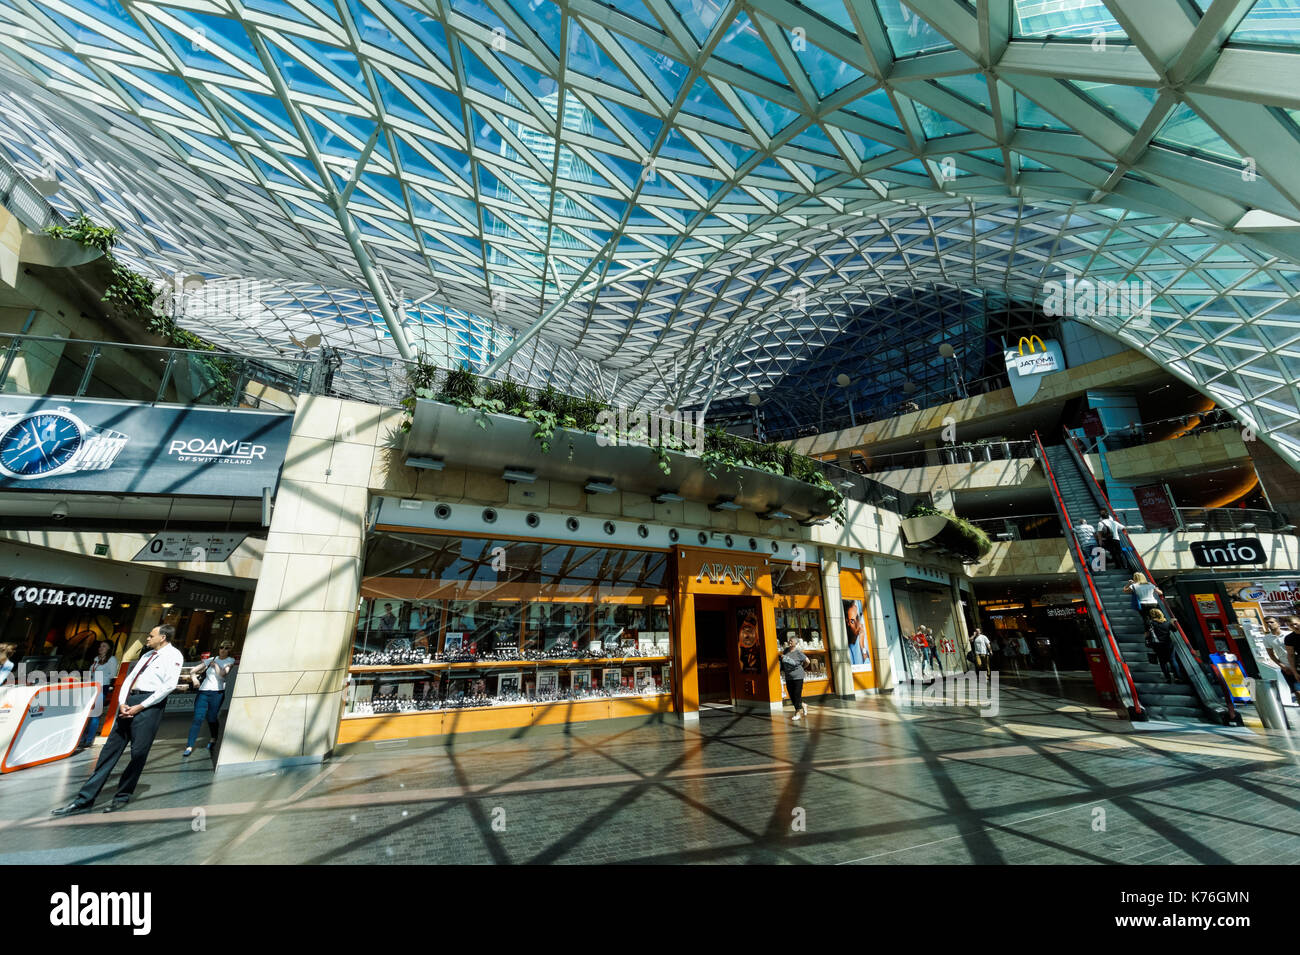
top-left (972, 629), bottom-right (992, 678)
top-left (53, 625), bottom-right (184, 815)
top-left (1096, 511), bottom-right (1130, 571)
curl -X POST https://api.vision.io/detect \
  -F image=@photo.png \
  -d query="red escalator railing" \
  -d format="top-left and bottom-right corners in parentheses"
top-left (1032, 430), bottom-right (1145, 718)
top-left (1062, 428), bottom-right (1238, 724)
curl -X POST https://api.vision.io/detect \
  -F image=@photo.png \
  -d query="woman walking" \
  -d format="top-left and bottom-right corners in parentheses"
top-left (780, 635), bottom-right (810, 722)
top-left (183, 641), bottom-right (235, 757)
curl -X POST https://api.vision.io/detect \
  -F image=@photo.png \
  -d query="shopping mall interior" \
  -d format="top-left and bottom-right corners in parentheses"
top-left (0, 0), bottom-right (1297, 868)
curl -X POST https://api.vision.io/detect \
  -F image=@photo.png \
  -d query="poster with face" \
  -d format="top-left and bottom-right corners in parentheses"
top-left (844, 599), bottom-right (872, 671)
top-left (737, 606), bottom-right (762, 673)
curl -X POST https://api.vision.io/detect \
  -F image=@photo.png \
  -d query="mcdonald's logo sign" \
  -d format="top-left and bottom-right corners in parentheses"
top-left (1003, 335), bottom-right (1063, 405)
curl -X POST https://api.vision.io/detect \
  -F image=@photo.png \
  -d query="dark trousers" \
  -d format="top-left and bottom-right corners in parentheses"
top-left (186, 690), bottom-right (223, 749)
top-left (76, 691), bottom-right (163, 805)
top-left (787, 678), bottom-right (805, 712)
top-left (80, 686), bottom-right (112, 746)
top-left (1102, 540), bottom-right (1127, 572)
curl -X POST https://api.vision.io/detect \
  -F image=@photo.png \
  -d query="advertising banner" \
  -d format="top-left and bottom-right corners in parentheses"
top-left (843, 599), bottom-right (872, 672)
top-left (0, 395), bottom-right (291, 496)
top-left (1223, 580), bottom-right (1300, 627)
top-left (1134, 483), bottom-right (1178, 530)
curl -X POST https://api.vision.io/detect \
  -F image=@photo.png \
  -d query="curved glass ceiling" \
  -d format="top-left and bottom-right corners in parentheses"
top-left (0, 0), bottom-right (1297, 463)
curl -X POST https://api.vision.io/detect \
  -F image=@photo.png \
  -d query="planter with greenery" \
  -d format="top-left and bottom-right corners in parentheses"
top-left (901, 502), bottom-right (992, 560)
top-left (400, 365), bottom-right (846, 524)
top-left (43, 215), bottom-right (236, 404)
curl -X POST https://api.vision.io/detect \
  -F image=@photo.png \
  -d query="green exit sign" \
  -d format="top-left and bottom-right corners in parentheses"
top-left (93, 543), bottom-right (109, 556)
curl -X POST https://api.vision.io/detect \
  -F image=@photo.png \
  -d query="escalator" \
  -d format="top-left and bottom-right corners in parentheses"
top-left (1033, 431), bottom-right (1234, 725)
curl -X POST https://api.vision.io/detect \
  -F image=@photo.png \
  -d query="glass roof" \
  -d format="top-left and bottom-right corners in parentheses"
top-left (0, 0), bottom-right (1297, 464)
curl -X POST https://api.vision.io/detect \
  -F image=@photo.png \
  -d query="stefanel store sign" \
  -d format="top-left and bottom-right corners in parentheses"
top-left (0, 396), bottom-right (291, 496)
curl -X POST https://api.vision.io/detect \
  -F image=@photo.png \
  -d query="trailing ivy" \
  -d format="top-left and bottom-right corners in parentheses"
top-left (397, 367), bottom-right (847, 522)
top-left (905, 502), bottom-right (992, 557)
top-left (44, 214), bottom-right (235, 404)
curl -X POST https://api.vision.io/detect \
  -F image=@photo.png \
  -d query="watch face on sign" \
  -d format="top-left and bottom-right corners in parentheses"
top-left (0, 412), bottom-right (82, 478)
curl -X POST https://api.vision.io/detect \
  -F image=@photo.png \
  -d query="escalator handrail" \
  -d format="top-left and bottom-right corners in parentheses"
top-left (1062, 429), bottom-right (1235, 723)
top-left (1032, 430), bottom-right (1144, 716)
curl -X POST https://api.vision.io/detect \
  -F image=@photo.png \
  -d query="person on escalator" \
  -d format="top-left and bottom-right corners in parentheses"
top-left (1145, 609), bottom-right (1181, 683)
top-left (1123, 573), bottom-right (1163, 622)
top-left (1096, 512), bottom-right (1129, 572)
top-left (1073, 518), bottom-right (1098, 565)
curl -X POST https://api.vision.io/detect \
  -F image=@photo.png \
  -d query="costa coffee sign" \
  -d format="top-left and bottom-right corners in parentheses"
top-left (12, 584), bottom-right (116, 609)
top-left (695, 563), bottom-right (758, 588)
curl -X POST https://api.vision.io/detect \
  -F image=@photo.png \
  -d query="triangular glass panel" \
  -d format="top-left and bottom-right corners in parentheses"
top-left (614, 32), bottom-right (690, 100)
top-left (1069, 81), bottom-right (1160, 130)
top-left (684, 79), bottom-right (746, 130)
top-left (735, 86), bottom-right (801, 137)
top-left (1013, 0), bottom-right (1128, 39)
top-left (1154, 103), bottom-right (1242, 165)
top-left (1015, 92), bottom-right (1071, 130)
top-left (841, 86), bottom-right (903, 130)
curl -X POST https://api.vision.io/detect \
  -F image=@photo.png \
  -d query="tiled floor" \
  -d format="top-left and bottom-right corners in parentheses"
top-left (2, 686), bottom-right (1298, 864)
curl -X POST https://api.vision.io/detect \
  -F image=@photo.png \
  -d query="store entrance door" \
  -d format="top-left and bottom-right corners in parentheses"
top-left (694, 608), bottom-right (732, 704)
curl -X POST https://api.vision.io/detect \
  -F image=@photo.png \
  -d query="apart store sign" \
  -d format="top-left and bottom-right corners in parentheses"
top-left (0, 396), bottom-right (291, 496)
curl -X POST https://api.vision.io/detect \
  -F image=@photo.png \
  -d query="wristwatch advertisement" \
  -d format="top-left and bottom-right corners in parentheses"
top-left (0, 395), bottom-right (292, 496)
top-left (0, 407), bottom-right (128, 480)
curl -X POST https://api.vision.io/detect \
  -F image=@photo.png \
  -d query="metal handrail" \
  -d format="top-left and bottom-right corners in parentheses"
top-left (766, 371), bottom-right (1012, 442)
top-left (1033, 430), bottom-right (1144, 719)
top-left (0, 332), bottom-right (320, 411)
top-left (0, 153), bottom-right (66, 233)
top-left (851, 439), bottom-right (1036, 474)
top-left (1062, 429), bottom-right (1235, 725)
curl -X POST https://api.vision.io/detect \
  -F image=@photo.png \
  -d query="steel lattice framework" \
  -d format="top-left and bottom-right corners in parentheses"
top-left (0, 0), bottom-right (1297, 461)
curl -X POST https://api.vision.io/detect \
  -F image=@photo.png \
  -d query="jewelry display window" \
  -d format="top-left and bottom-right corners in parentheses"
top-left (344, 533), bottom-right (674, 717)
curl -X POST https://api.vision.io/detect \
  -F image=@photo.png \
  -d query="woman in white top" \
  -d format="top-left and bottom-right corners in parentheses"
top-left (183, 641), bottom-right (236, 757)
top-left (1123, 572), bottom-right (1163, 622)
top-left (80, 641), bottom-right (119, 748)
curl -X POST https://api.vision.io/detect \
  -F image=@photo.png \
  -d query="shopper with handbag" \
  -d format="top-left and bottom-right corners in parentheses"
top-left (184, 640), bottom-right (236, 757)
top-left (780, 635), bottom-right (810, 722)
top-left (1123, 573), bottom-right (1163, 622)
top-left (1145, 610), bottom-right (1181, 683)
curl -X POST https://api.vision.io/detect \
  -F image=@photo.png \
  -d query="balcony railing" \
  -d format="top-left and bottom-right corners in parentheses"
top-left (0, 333), bottom-right (321, 411)
top-left (0, 334), bottom-right (929, 517)
top-left (1109, 506), bottom-right (1290, 535)
top-left (1073, 410), bottom-right (1243, 454)
top-left (853, 439), bottom-right (1036, 474)
top-left (767, 371), bottom-right (1011, 442)
top-left (970, 506), bottom-right (1291, 541)
top-left (0, 153), bottom-right (65, 233)
top-left (969, 513), bottom-right (1064, 542)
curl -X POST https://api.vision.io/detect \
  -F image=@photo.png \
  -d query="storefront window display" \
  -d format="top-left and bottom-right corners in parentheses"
top-left (891, 579), bottom-right (965, 681)
top-left (772, 561), bottom-right (831, 693)
top-left (344, 534), bottom-right (673, 733)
